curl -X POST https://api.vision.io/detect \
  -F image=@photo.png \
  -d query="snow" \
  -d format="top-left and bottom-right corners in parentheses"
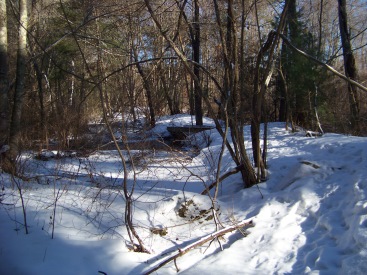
top-left (149, 114), bottom-right (216, 138)
top-left (1, 116), bottom-right (367, 274)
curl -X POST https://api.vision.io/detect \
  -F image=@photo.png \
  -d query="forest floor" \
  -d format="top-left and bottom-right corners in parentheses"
top-left (1, 114), bottom-right (367, 274)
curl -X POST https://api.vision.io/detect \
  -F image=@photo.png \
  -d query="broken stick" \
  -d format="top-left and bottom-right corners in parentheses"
top-left (143, 219), bottom-right (254, 274)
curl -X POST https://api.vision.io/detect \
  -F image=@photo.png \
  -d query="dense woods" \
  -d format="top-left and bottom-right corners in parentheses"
top-left (1, 1), bottom-right (367, 268)
top-left (0, 0), bottom-right (367, 175)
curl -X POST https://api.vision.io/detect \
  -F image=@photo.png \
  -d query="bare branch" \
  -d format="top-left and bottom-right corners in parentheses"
top-left (201, 164), bottom-right (244, 195)
top-left (277, 32), bottom-right (367, 93)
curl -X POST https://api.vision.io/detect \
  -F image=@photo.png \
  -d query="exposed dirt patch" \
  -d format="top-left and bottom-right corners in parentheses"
top-left (177, 199), bottom-right (220, 223)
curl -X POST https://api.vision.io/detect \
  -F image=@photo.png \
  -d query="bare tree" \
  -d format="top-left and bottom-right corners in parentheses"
top-left (212, 0), bottom-right (258, 187)
top-left (337, 0), bottom-right (360, 134)
top-left (59, 0), bottom-right (150, 253)
top-left (251, 0), bottom-right (290, 181)
top-left (0, 0), bottom-right (8, 148)
top-left (132, 40), bottom-right (156, 127)
top-left (4, 0), bottom-right (29, 173)
top-left (144, 0), bottom-right (258, 188)
top-left (192, 0), bottom-right (203, 125)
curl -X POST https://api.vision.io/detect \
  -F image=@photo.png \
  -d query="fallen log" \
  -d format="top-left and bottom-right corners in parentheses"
top-left (143, 219), bottom-right (254, 274)
top-left (201, 164), bottom-right (244, 195)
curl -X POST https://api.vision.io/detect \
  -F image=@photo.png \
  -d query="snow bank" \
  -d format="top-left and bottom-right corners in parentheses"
top-left (1, 121), bottom-right (367, 274)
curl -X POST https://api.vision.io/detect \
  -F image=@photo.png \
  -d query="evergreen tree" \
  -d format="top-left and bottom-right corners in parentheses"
top-left (276, 0), bottom-right (322, 128)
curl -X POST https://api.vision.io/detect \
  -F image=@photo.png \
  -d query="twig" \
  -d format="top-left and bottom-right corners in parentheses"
top-left (51, 189), bottom-right (61, 239)
top-left (43, 247), bottom-right (48, 262)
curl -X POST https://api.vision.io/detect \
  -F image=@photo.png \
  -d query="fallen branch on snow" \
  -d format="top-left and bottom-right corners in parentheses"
top-left (201, 164), bottom-right (244, 195)
top-left (143, 219), bottom-right (254, 274)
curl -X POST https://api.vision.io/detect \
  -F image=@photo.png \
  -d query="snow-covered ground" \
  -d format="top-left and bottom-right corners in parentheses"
top-left (1, 115), bottom-right (367, 274)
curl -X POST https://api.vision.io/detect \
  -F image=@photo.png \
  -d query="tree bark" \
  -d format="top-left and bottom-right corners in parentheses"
top-left (251, 1), bottom-right (289, 180)
top-left (33, 61), bottom-right (47, 144)
top-left (251, 30), bottom-right (276, 179)
top-left (192, 0), bottom-right (203, 125)
top-left (133, 49), bottom-right (156, 127)
top-left (130, 20), bottom-right (156, 127)
top-left (212, 0), bottom-right (258, 188)
top-left (0, 0), bottom-right (8, 147)
top-left (179, 0), bottom-right (203, 124)
top-left (5, 0), bottom-right (28, 171)
top-left (337, 0), bottom-right (360, 134)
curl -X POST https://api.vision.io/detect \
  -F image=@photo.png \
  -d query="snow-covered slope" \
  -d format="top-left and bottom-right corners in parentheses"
top-left (185, 125), bottom-right (367, 274)
top-left (1, 118), bottom-right (366, 274)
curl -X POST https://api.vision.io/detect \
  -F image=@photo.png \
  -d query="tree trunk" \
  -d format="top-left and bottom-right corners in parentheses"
top-left (251, 0), bottom-right (289, 180)
top-left (277, 41), bottom-right (288, 123)
top-left (34, 61), bottom-right (47, 143)
top-left (212, 0), bottom-right (258, 187)
top-left (5, 0), bottom-right (28, 171)
top-left (133, 52), bottom-right (156, 127)
top-left (192, 0), bottom-right (203, 125)
top-left (0, 0), bottom-right (8, 147)
top-left (337, 0), bottom-right (360, 134)
top-left (144, 0), bottom-right (257, 187)
top-left (160, 72), bottom-right (177, 115)
top-left (226, 0), bottom-right (256, 187)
